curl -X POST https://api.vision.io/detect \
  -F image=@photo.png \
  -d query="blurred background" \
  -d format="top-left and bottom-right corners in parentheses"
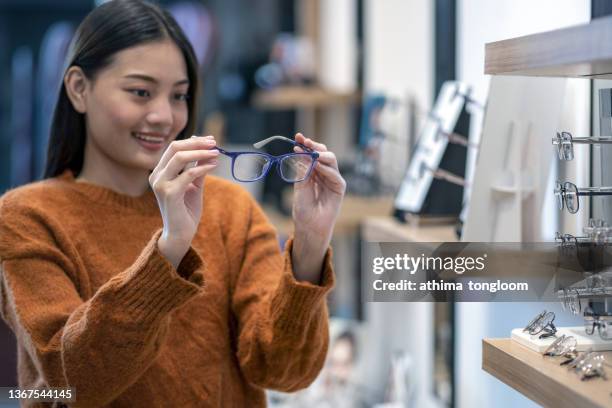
top-left (0, 0), bottom-right (610, 407)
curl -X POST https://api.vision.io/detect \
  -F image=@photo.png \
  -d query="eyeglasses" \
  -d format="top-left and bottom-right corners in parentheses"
top-left (214, 135), bottom-right (319, 183)
top-left (555, 232), bottom-right (591, 246)
top-left (564, 349), bottom-right (609, 380)
top-left (556, 219), bottom-right (612, 248)
top-left (554, 180), bottom-right (612, 214)
top-left (584, 312), bottom-right (612, 340)
top-left (560, 288), bottom-right (582, 315)
top-left (523, 310), bottom-right (557, 339)
top-left (543, 334), bottom-right (577, 356)
top-left (552, 131), bottom-right (612, 161)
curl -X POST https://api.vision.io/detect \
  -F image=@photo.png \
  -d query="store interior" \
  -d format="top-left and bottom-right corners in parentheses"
top-left (1, 1), bottom-right (612, 407)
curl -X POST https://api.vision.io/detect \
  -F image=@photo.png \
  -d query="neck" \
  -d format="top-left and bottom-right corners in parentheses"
top-left (77, 140), bottom-right (151, 197)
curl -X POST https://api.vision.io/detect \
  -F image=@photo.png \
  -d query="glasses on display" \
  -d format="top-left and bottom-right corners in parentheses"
top-left (555, 220), bottom-right (612, 250)
top-left (557, 279), bottom-right (612, 310)
top-left (564, 350), bottom-right (609, 381)
top-left (214, 135), bottom-right (319, 183)
top-left (560, 288), bottom-right (582, 315)
top-left (543, 334), bottom-right (577, 357)
top-left (523, 310), bottom-right (557, 339)
top-left (555, 232), bottom-right (591, 246)
top-left (554, 181), bottom-right (612, 214)
top-left (584, 311), bottom-right (612, 340)
top-left (552, 131), bottom-right (612, 161)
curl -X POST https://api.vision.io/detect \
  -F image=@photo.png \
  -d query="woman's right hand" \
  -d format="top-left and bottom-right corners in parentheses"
top-left (149, 135), bottom-right (219, 269)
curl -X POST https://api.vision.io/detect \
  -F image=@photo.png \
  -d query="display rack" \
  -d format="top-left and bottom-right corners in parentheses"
top-left (485, 15), bottom-right (612, 78)
top-left (483, 17), bottom-right (612, 405)
top-left (483, 339), bottom-right (612, 408)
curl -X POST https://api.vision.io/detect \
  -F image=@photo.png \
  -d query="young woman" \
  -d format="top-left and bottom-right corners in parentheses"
top-left (0, 1), bottom-right (345, 406)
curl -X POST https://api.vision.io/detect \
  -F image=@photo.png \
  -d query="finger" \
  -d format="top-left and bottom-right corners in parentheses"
top-left (154, 135), bottom-right (216, 174)
top-left (171, 161), bottom-right (218, 193)
top-left (294, 133), bottom-right (307, 145)
top-left (309, 163), bottom-right (346, 193)
top-left (294, 146), bottom-right (339, 169)
top-left (160, 149), bottom-right (220, 182)
top-left (296, 133), bottom-right (327, 152)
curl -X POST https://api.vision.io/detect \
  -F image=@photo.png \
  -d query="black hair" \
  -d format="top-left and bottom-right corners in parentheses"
top-left (43, 0), bottom-right (199, 179)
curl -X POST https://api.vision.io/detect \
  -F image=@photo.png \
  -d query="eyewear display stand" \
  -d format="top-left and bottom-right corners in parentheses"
top-left (482, 17), bottom-right (612, 408)
top-left (394, 81), bottom-right (470, 221)
top-left (511, 327), bottom-right (612, 353)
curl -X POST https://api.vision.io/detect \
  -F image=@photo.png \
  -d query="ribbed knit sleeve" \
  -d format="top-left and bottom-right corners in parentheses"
top-left (231, 194), bottom-right (335, 392)
top-left (0, 198), bottom-right (205, 407)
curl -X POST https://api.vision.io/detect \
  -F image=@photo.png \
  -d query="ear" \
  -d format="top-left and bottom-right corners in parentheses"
top-left (64, 66), bottom-right (90, 114)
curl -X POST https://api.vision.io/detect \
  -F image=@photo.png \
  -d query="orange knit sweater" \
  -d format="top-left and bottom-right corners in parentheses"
top-left (0, 169), bottom-right (335, 407)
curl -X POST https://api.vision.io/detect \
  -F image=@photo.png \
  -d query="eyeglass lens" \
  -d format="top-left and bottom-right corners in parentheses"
top-left (561, 132), bottom-right (574, 161)
top-left (232, 153), bottom-right (271, 182)
top-left (279, 154), bottom-right (314, 182)
top-left (564, 183), bottom-right (579, 213)
top-left (530, 312), bottom-right (555, 334)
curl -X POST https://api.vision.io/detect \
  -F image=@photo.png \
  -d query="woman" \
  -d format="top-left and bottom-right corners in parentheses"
top-left (0, 0), bottom-right (345, 406)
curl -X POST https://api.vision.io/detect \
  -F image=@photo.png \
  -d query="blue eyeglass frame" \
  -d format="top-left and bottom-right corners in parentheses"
top-left (213, 135), bottom-right (319, 183)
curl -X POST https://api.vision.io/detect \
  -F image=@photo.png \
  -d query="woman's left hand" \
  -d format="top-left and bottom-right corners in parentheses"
top-left (291, 133), bottom-right (346, 283)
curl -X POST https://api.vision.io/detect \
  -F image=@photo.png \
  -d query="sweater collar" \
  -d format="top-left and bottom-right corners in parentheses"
top-left (58, 169), bottom-right (159, 214)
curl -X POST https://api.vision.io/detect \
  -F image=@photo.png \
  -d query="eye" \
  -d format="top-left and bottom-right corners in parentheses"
top-left (174, 93), bottom-right (189, 102)
top-left (129, 89), bottom-right (150, 98)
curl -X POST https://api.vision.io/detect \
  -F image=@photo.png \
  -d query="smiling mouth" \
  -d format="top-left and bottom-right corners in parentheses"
top-left (131, 132), bottom-right (166, 144)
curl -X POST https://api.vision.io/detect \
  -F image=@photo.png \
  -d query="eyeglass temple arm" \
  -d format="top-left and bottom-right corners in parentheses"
top-left (555, 233), bottom-right (591, 243)
top-left (577, 186), bottom-right (612, 196)
top-left (253, 135), bottom-right (314, 152)
top-left (571, 137), bottom-right (612, 144)
top-left (553, 132), bottom-right (612, 145)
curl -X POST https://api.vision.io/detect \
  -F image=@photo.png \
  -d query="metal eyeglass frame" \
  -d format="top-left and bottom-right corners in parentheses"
top-left (584, 313), bottom-right (612, 340)
top-left (523, 310), bottom-right (557, 339)
top-left (556, 219), bottom-right (612, 247)
top-left (214, 135), bottom-right (319, 183)
top-left (553, 131), bottom-right (612, 161)
top-left (543, 334), bottom-right (577, 357)
top-left (560, 287), bottom-right (582, 315)
top-left (569, 350), bottom-right (609, 380)
top-left (555, 180), bottom-right (612, 214)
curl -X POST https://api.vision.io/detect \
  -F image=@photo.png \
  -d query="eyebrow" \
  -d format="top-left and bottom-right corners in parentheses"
top-left (123, 74), bottom-right (189, 86)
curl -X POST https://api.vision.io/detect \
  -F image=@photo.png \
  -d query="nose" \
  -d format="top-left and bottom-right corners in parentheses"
top-left (145, 97), bottom-right (173, 128)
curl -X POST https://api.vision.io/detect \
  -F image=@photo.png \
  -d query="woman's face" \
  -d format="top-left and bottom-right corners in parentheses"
top-left (79, 39), bottom-right (190, 171)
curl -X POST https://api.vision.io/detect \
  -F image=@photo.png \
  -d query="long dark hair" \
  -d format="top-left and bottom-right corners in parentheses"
top-left (43, 0), bottom-right (200, 179)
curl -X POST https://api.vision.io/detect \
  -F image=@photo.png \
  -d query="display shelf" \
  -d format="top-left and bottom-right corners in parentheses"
top-left (483, 338), bottom-right (612, 408)
top-left (485, 15), bottom-right (612, 78)
top-left (251, 86), bottom-right (360, 110)
top-left (361, 216), bottom-right (458, 243)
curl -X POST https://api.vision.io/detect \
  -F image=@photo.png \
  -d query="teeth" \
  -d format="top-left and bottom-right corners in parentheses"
top-left (133, 133), bottom-right (164, 143)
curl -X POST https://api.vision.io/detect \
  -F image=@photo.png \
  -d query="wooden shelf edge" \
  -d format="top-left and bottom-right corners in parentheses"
top-left (484, 15), bottom-right (612, 78)
top-left (482, 339), bottom-right (610, 408)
